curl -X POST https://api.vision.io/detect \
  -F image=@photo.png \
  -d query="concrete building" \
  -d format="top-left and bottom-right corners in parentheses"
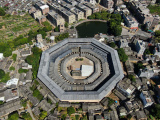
top-left (48, 11), bottom-right (65, 26)
top-left (117, 78), bottom-right (135, 97)
top-left (40, 4), bottom-right (49, 15)
top-left (37, 15), bottom-right (47, 24)
top-left (119, 39), bottom-right (129, 48)
top-left (123, 14), bottom-right (139, 31)
top-left (101, 0), bottom-right (114, 9)
top-left (33, 10), bottom-right (42, 19)
top-left (83, 2), bottom-right (99, 13)
top-left (38, 38), bottom-right (124, 102)
top-left (138, 68), bottom-right (154, 78)
top-left (153, 43), bottom-right (160, 57)
top-left (58, 7), bottom-right (76, 24)
top-left (135, 40), bottom-right (145, 56)
top-left (85, 0), bottom-right (97, 5)
top-left (76, 3), bottom-right (92, 18)
top-left (140, 91), bottom-right (154, 108)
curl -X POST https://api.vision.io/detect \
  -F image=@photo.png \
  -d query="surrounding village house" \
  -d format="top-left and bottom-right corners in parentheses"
top-left (20, 50), bottom-right (32, 57)
top-left (135, 110), bottom-right (147, 120)
top-left (153, 43), bottom-right (160, 57)
top-left (118, 106), bottom-right (127, 116)
top-left (125, 100), bottom-right (140, 113)
top-left (138, 68), bottom-right (154, 78)
top-left (0, 99), bottom-right (23, 118)
top-left (6, 78), bottom-right (19, 88)
top-left (21, 62), bottom-right (32, 69)
top-left (140, 90), bottom-right (154, 108)
top-left (116, 78), bottom-right (136, 97)
top-left (101, 0), bottom-right (114, 9)
top-left (119, 39), bottom-right (129, 48)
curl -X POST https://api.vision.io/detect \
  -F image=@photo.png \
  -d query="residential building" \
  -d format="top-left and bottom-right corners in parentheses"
top-left (20, 50), bottom-right (32, 57)
top-left (125, 60), bottom-right (134, 74)
top-left (85, 0), bottom-right (97, 5)
top-left (119, 107), bottom-right (127, 116)
top-left (119, 39), bottom-right (129, 48)
top-left (140, 91), bottom-right (154, 107)
top-left (103, 110), bottom-right (119, 120)
top-left (138, 68), bottom-right (154, 78)
top-left (125, 100), bottom-right (140, 113)
top-left (135, 111), bottom-right (147, 120)
top-left (83, 2), bottom-right (99, 13)
top-left (37, 15), bottom-right (47, 24)
top-left (76, 3), bottom-right (92, 18)
top-left (4, 89), bottom-right (19, 102)
top-left (59, 24), bottom-right (65, 32)
top-left (101, 0), bottom-right (114, 9)
top-left (32, 10), bottom-right (42, 19)
top-left (21, 63), bottom-right (32, 69)
top-left (6, 78), bottom-right (19, 88)
top-left (0, 99), bottom-right (23, 118)
top-left (40, 5), bottom-right (49, 15)
top-left (58, 7), bottom-right (76, 24)
top-left (117, 78), bottom-right (136, 97)
top-left (123, 14), bottom-right (139, 31)
top-left (153, 43), bottom-right (160, 57)
top-left (135, 40), bottom-right (145, 56)
top-left (48, 11), bottom-right (65, 26)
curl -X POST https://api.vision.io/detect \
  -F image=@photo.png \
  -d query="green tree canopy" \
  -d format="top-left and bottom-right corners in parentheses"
top-left (21, 112), bottom-right (32, 120)
top-left (67, 107), bottom-right (75, 116)
top-left (128, 74), bottom-right (136, 82)
top-left (144, 49), bottom-right (151, 55)
top-left (65, 22), bottom-right (69, 28)
top-left (0, 69), bottom-right (5, 79)
top-left (117, 48), bottom-right (128, 62)
top-left (0, 7), bottom-right (6, 16)
top-left (8, 111), bottom-right (19, 120)
top-left (39, 111), bottom-right (47, 120)
top-left (108, 42), bottom-right (116, 48)
top-left (151, 104), bottom-right (160, 119)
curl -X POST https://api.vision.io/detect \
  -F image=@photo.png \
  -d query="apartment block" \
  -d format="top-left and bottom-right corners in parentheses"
top-left (48, 11), bottom-right (65, 26)
top-left (76, 3), bottom-right (92, 18)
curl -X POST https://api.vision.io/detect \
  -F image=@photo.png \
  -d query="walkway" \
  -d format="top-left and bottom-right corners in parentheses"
top-left (27, 104), bottom-right (36, 120)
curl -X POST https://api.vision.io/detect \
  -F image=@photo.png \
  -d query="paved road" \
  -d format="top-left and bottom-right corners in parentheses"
top-left (27, 104), bottom-right (36, 120)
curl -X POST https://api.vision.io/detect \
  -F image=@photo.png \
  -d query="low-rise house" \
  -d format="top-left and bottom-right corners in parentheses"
top-left (113, 89), bottom-right (127, 100)
top-left (125, 60), bottom-right (134, 74)
top-left (6, 78), bottom-right (19, 88)
top-left (25, 70), bottom-right (32, 83)
top-left (40, 4), bottom-right (49, 15)
top-left (131, 78), bottom-right (142, 90)
top-left (125, 100), bottom-right (140, 113)
top-left (95, 115), bottom-right (103, 120)
top-left (153, 43), bottom-right (160, 57)
top-left (4, 89), bottom-right (19, 102)
top-left (47, 92), bottom-right (59, 104)
top-left (119, 106), bottom-right (127, 116)
top-left (103, 110), bottom-right (119, 120)
top-left (21, 62), bottom-right (32, 69)
top-left (0, 92), bottom-right (4, 102)
top-left (135, 110), bottom-right (147, 120)
top-left (100, 97), bottom-right (108, 107)
top-left (59, 101), bottom-right (71, 108)
top-left (38, 99), bottom-right (55, 112)
top-left (21, 50), bottom-right (31, 57)
top-left (135, 30), bottom-right (151, 41)
top-left (138, 68), bottom-right (154, 78)
top-left (140, 91), bottom-right (154, 108)
top-left (0, 53), bottom-right (4, 60)
top-left (116, 78), bottom-right (136, 98)
top-left (82, 103), bottom-right (102, 112)
top-left (32, 10), bottom-right (42, 19)
top-left (0, 98), bottom-right (23, 118)
top-left (123, 47), bottom-right (134, 56)
top-left (19, 83), bottom-right (32, 98)
top-left (32, 106), bottom-right (41, 116)
top-left (28, 94), bottom-right (39, 106)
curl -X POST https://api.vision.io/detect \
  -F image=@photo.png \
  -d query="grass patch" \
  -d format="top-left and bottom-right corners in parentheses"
top-left (148, 5), bottom-right (160, 15)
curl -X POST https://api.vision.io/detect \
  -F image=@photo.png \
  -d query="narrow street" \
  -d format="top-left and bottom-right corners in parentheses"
top-left (27, 104), bottom-right (36, 120)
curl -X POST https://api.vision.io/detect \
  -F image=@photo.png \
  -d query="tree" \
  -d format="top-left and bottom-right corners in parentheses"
top-left (18, 68), bottom-right (28, 73)
top-left (8, 111), bottom-right (19, 120)
top-left (67, 107), bottom-right (75, 116)
top-left (12, 54), bottom-right (17, 61)
top-left (155, 30), bottom-right (160, 37)
top-left (21, 112), bottom-right (32, 120)
top-left (39, 111), bottom-right (47, 120)
top-left (0, 69), bottom-right (5, 79)
top-left (128, 74), bottom-right (136, 82)
top-left (21, 99), bottom-right (27, 108)
top-left (144, 49), bottom-right (150, 55)
top-left (3, 49), bottom-right (12, 57)
top-left (65, 22), bottom-right (69, 28)
top-left (151, 104), bottom-right (160, 119)
top-left (0, 7), bottom-right (6, 16)
top-left (9, 66), bottom-right (15, 71)
top-left (54, 26), bottom-right (59, 32)
top-left (61, 114), bottom-right (67, 120)
top-left (109, 42), bottom-right (116, 48)
top-left (117, 48), bottom-right (128, 62)
top-left (75, 115), bottom-right (80, 120)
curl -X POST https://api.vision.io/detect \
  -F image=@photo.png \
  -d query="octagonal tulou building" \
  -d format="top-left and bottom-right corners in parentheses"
top-left (38, 38), bottom-right (124, 102)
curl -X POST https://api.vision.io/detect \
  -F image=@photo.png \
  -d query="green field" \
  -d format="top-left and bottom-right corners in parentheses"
top-left (0, 13), bottom-right (41, 42)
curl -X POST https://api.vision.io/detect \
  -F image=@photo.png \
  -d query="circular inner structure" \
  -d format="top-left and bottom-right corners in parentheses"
top-left (66, 57), bottom-right (94, 79)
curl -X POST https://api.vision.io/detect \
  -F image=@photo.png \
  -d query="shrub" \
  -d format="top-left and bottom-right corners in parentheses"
top-left (9, 66), bottom-right (15, 71)
top-left (0, 69), bottom-right (5, 79)
top-left (67, 107), bottom-right (75, 116)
